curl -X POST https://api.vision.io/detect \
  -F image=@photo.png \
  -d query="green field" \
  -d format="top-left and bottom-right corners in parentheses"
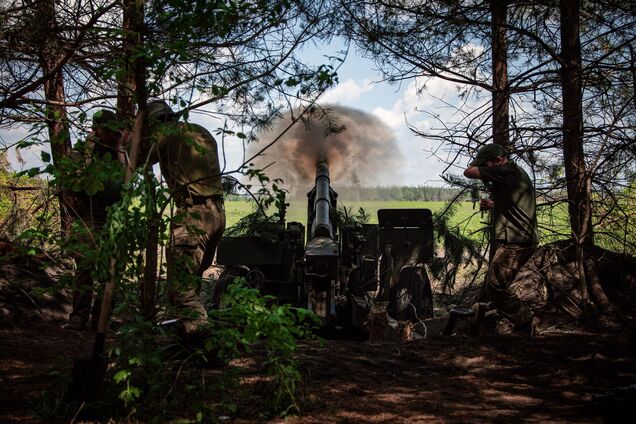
top-left (225, 199), bottom-right (487, 234)
top-left (225, 199), bottom-right (569, 243)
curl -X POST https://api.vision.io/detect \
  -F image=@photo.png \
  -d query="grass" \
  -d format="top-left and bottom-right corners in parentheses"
top-left (226, 198), bottom-right (571, 244)
top-left (226, 199), bottom-right (486, 232)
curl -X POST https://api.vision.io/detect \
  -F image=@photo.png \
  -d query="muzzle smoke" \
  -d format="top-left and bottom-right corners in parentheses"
top-left (248, 105), bottom-right (402, 196)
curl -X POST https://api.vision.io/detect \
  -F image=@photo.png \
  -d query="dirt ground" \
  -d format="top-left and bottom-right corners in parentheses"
top-left (286, 333), bottom-right (636, 424)
top-left (1, 249), bottom-right (636, 423)
top-left (1, 316), bottom-right (635, 424)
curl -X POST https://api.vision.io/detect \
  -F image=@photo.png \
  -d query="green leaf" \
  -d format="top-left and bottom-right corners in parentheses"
top-left (27, 167), bottom-right (41, 178)
top-left (113, 369), bottom-right (131, 383)
top-left (129, 356), bottom-right (143, 366)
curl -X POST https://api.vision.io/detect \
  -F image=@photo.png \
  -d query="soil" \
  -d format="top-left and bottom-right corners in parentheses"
top-left (1, 316), bottom-right (635, 423)
top-left (1, 250), bottom-right (636, 423)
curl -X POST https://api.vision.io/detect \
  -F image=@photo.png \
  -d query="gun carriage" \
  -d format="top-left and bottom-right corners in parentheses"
top-left (215, 160), bottom-right (434, 333)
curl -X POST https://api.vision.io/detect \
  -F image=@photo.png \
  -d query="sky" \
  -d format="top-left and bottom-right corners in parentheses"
top-left (1, 38), bottom-right (476, 188)
top-left (199, 38), bottom-right (475, 188)
top-left (309, 43), bottom-right (466, 186)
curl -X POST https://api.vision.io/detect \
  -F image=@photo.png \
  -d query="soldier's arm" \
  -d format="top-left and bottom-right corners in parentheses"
top-left (463, 166), bottom-right (481, 179)
top-left (466, 165), bottom-right (507, 183)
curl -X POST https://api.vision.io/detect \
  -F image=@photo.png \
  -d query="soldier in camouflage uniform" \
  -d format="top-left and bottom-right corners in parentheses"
top-left (464, 144), bottom-right (539, 332)
top-left (145, 100), bottom-right (226, 343)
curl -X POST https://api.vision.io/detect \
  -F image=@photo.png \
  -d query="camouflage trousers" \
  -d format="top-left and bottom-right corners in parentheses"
top-left (484, 242), bottom-right (537, 327)
top-left (167, 198), bottom-right (225, 335)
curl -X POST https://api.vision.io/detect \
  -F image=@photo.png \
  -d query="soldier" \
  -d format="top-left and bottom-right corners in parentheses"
top-left (66, 109), bottom-right (127, 330)
top-left (463, 143), bottom-right (539, 334)
top-left (145, 100), bottom-right (226, 343)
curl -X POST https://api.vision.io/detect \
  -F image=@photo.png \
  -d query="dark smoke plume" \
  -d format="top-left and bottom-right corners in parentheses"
top-left (248, 105), bottom-right (402, 196)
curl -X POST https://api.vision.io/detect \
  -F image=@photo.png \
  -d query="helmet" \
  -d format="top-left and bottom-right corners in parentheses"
top-left (147, 100), bottom-right (176, 122)
top-left (469, 143), bottom-right (507, 167)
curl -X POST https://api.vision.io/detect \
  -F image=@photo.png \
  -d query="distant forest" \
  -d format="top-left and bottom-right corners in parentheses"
top-left (226, 183), bottom-right (462, 202)
top-left (334, 185), bottom-right (462, 202)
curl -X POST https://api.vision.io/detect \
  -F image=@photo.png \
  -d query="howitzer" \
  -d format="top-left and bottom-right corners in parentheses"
top-left (215, 159), bottom-right (435, 335)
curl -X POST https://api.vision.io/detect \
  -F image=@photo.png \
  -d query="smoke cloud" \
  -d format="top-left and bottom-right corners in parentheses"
top-left (248, 105), bottom-right (403, 196)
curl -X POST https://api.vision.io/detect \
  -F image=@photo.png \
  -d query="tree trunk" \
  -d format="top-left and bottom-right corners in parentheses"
top-left (487, 0), bottom-right (510, 264)
top-left (124, 0), bottom-right (147, 181)
top-left (630, 44), bottom-right (636, 114)
top-left (491, 0), bottom-right (510, 150)
top-left (560, 0), bottom-right (606, 319)
top-left (125, 0), bottom-right (156, 320)
top-left (36, 0), bottom-right (74, 231)
top-left (117, 0), bottom-right (137, 121)
top-left (560, 0), bottom-right (591, 244)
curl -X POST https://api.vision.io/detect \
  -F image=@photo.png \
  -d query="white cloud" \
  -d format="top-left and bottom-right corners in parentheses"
top-left (319, 78), bottom-right (374, 105)
top-left (371, 105), bottom-right (406, 129)
top-left (362, 74), bottom-right (489, 185)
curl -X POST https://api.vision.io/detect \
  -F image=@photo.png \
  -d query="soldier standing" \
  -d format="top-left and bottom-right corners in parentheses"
top-left (145, 100), bottom-right (226, 343)
top-left (464, 143), bottom-right (539, 334)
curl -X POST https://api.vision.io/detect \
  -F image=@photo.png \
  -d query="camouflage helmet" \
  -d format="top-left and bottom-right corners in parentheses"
top-left (147, 100), bottom-right (176, 123)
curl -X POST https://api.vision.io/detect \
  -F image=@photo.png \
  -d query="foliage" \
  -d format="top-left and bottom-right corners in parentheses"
top-left (224, 209), bottom-right (282, 242)
top-left (102, 279), bottom-right (319, 422)
top-left (336, 204), bottom-right (371, 227)
top-left (208, 280), bottom-right (320, 415)
top-left (594, 181), bottom-right (636, 255)
top-left (0, 150), bottom-right (52, 241)
top-left (429, 191), bottom-right (487, 304)
top-left (39, 140), bottom-right (124, 197)
top-left (30, 162), bottom-right (316, 421)
top-left (242, 163), bottom-right (290, 216)
top-left (0, 172), bottom-right (54, 242)
top-left (225, 163), bottom-right (291, 240)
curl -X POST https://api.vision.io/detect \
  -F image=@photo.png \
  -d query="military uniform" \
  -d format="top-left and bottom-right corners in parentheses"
top-left (149, 112), bottom-right (226, 338)
top-left (479, 161), bottom-right (538, 327)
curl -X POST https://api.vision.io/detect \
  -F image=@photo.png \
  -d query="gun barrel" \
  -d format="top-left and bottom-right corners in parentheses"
top-left (306, 160), bottom-right (339, 323)
top-left (312, 160), bottom-right (333, 238)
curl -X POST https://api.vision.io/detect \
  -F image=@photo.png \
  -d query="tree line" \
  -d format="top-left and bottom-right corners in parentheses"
top-left (304, 185), bottom-right (462, 202)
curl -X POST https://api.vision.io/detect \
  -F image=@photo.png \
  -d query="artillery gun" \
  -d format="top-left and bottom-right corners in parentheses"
top-left (215, 160), bottom-right (434, 334)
